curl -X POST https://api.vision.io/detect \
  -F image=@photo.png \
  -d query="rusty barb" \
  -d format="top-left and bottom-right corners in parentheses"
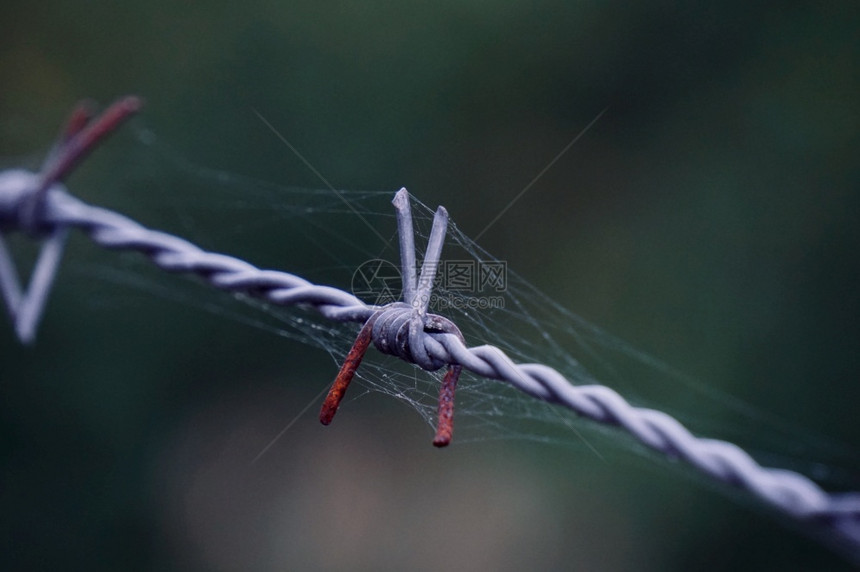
top-left (320, 189), bottom-right (466, 447)
top-left (1, 98), bottom-right (859, 560)
top-left (0, 96), bottom-right (141, 343)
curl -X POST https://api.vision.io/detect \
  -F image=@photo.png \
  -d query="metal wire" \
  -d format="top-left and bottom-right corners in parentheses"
top-left (1, 166), bottom-right (859, 558)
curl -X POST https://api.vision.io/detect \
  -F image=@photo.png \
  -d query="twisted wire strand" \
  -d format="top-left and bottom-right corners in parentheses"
top-left (1, 169), bottom-right (859, 553)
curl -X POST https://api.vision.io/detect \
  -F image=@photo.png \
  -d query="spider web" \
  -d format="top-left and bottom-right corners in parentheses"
top-left (71, 123), bottom-right (860, 494)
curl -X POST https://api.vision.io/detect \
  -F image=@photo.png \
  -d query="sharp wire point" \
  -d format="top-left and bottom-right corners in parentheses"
top-left (415, 205), bottom-right (448, 316)
top-left (13, 228), bottom-right (69, 344)
top-left (392, 188), bottom-right (417, 307)
top-left (0, 234), bottom-right (24, 320)
top-left (37, 95), bottom-right (143, 194)
top-left (320, 316), bottom-right (376, 425)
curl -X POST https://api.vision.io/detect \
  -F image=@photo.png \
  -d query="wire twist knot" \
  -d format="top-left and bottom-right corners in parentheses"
top-left (370, 301), bottom-right (464, 371)
top-left (0, 170), bottom-right (54, 232)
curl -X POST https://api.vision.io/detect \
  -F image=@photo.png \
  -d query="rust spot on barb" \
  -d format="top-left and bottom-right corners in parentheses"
top-left (320, 316), bottom-right (376, 425)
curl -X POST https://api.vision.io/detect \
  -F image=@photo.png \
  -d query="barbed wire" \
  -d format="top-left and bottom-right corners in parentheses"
top-left (1, 100), bottom-right (859, 560)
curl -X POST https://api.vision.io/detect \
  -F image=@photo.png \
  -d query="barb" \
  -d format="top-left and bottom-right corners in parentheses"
top-left (1, 97), bottom-right (141, 343)
top-left (1, 100), bottom-right (859, 560)
top-left (319, 190), bottom-right (464, 447)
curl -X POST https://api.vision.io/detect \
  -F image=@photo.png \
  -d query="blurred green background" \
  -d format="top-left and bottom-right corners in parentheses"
top-left (2, 1), bottom-right (859, 570)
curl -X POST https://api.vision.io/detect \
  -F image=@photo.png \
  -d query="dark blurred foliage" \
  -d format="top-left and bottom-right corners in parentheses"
top-left (1, 1), bottom-right (859, 570)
